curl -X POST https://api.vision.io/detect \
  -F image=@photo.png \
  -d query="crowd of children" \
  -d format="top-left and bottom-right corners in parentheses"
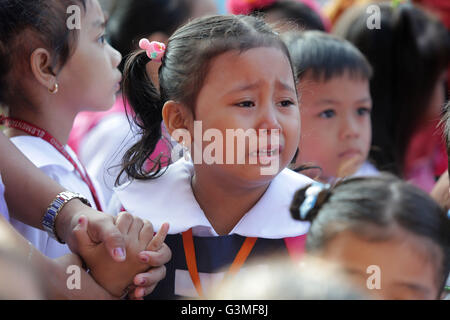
top-left (0, 0), bottom-right (449, 300)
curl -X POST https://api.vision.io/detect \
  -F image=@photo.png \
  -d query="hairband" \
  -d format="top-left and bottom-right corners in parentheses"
top-left (299, 182), bottom-right (330, 220)
top-left (139, 39), bottom-right (166, 63)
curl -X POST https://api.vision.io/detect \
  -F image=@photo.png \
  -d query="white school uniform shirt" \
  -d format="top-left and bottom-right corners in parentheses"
top-left (0, 175), bottom-right (9, 221)
top-left (79, 113), bottom-right (177, 205)
top-left (78, 113), bottom-right (139, 205)
top-left (352, 161), bottom-right (379, 178)
top-left (113, 159), bottom-right (313, 297)
top-left (9, 136), bottom-right (106, 259)
top-left (113, 159), bottom-right (313, 238)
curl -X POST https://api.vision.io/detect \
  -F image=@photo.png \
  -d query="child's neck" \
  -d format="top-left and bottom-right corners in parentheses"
top-left (191, 168), bottom-right (270, 236)
top-left (6, 104), bottom-right (77, 145)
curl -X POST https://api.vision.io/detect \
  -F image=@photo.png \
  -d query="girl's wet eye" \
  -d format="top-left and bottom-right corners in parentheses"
top-left (357, 107), bottom-right (371, 116)
top-left (279, 100), bottom-right (295, 107)
top-left (319, 109), bottom-right (336, 118)
top-left (236, 101), bottom-right (255, 108)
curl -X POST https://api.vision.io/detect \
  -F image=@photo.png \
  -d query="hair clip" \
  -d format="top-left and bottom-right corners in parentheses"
top-left (139, 39), bottom-right (166, 63)
top-left (299, 182), bottom-right (330, 220)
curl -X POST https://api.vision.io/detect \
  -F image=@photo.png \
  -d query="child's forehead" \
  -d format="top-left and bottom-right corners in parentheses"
top-left (329, 227), bottom-right (443, 270)
top-left (83, 0), bottom-right (106, 28)
top-left (299, 70), bottom-right (370, 86)
top-left (298, 72), bottom-right (371, 100)
top-left (204, 47), bottom-right (295, 86)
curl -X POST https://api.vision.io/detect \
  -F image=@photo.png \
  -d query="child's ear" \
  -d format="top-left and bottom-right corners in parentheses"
top-left (29, 48), bottom-right (57, 92)
top-left (162, 100), bottom-right (193, 142)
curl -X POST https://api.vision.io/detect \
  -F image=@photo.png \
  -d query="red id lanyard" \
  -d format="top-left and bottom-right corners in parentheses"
top-left (181, 228), bottom-right (257, 297)
top-left (1, 116), bottom-right (103, 211)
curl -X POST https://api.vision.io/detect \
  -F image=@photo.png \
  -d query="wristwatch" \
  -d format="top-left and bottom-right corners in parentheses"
top-left (42, 191), bottom-right (91, 244)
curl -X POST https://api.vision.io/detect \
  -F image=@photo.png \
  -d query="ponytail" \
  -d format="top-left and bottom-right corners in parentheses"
top-left (290, 183), bottom-right (332, 223)
top-left (117, 50), bottom-right (168, 185)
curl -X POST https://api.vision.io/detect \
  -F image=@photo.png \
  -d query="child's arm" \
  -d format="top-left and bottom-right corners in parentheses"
top-left (0, 131), bottom-right (126, 262)
top-left (430, 171), bottom-right (450, 210)
top-left (73, 212), bottom-right (170, 298)
top-left (0, 214), bottom-right (116, 299)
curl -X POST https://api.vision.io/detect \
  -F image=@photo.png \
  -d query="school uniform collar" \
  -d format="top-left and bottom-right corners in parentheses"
top-left (10, 136), bottom-right (76, 172)
top-left (353, 161), bottom-right (379, 177)
top-left (115, 159), bottom-right (313, 238)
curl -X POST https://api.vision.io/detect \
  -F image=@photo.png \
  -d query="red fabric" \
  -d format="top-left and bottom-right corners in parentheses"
top-left (284, 234), bottom-right (307, 263)
top-left (226, 0), bottom-right (331, 31)
top-left (420, 0), bottom-right (450, 29)
top-left (227, 0), bottom-right (277, 15)
top-left (404, 119), bottom-right (448, 192)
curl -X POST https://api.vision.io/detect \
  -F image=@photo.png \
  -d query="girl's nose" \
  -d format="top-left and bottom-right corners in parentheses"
top-left (257, 104), bottom-right (282, 133)
top-left (340, 116), bottom-right (360, 140)
top-left (109, 44), bottom-right (122, 69)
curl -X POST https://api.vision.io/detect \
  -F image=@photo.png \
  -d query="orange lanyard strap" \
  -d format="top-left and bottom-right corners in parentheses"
top-left (182, 229), bottom-right (204, 297)
top-left (181, 229), bottom-right (257, 297)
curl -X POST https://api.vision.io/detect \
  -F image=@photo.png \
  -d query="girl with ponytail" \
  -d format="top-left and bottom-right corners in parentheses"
top-left (290, 175), bottom-right (450, 299)
top-left (113, 14), bottom-right (313, 299)
top-left (0, 0), bottom-right (169, 299)
top-left (68, 0), bottom-right (217, 204)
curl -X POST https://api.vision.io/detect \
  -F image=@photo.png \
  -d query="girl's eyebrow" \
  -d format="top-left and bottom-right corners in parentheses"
top-left (395, 282), bottom-right (431, 295)
top-left (92, 18), bottom-right (107, 30)
top-left (354, 97), bottom-right (372, 104)
top-left (315, 97), bottom-right (372, 106)
top-left (276, 80), bottom-right (296, 94)
top-left (226, 80), bottom-right (296, 95)
top-left (226, 82), bottom-right (261, 94)
top-left (316, 99), bottom-right (339, 106)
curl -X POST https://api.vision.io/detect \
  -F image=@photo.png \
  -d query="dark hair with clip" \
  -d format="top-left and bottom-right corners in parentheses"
top-left (290, 175), bottom-right (450, 295)
top-left (0, 0), bottom-right (87, 107)
top-left (119, 14), bottom-right (296, 183)
top-left (333, 3), bottom-right (450, 176)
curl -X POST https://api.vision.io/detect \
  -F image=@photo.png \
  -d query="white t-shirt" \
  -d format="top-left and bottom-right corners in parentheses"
top-left (9, 136), bottom-right (106, 259)
top-left (0, 175), bottom-right (9, 221)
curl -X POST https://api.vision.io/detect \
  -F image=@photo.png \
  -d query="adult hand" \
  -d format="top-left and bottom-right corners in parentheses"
top-left (55, 201), bottom-right (127, 262)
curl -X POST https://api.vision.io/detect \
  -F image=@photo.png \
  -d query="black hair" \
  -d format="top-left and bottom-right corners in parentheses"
top-left (290, 175), bottom-right (450, 295)
top-left (106, 0), bottom-right (192, 71)
top-left (119, 14), bottom-right (296, 183)
top-left (250, 0), bottom-right (326, 31)
top-left (334, 3), bottom-right (450, 176)
top-left (283, 30), bottom-right (373, 82)
top-left (0, 0), bottom-right (87, 107)
top-left (440, 101), bottom-right (450, 172)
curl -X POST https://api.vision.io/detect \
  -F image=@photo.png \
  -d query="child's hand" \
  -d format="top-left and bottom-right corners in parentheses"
top-left (73, 212), bottom-right (169, 298)
top-left (127, 224), bottom-right (171, 300)
top-left (430, 171), bottom-right (450, 210)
